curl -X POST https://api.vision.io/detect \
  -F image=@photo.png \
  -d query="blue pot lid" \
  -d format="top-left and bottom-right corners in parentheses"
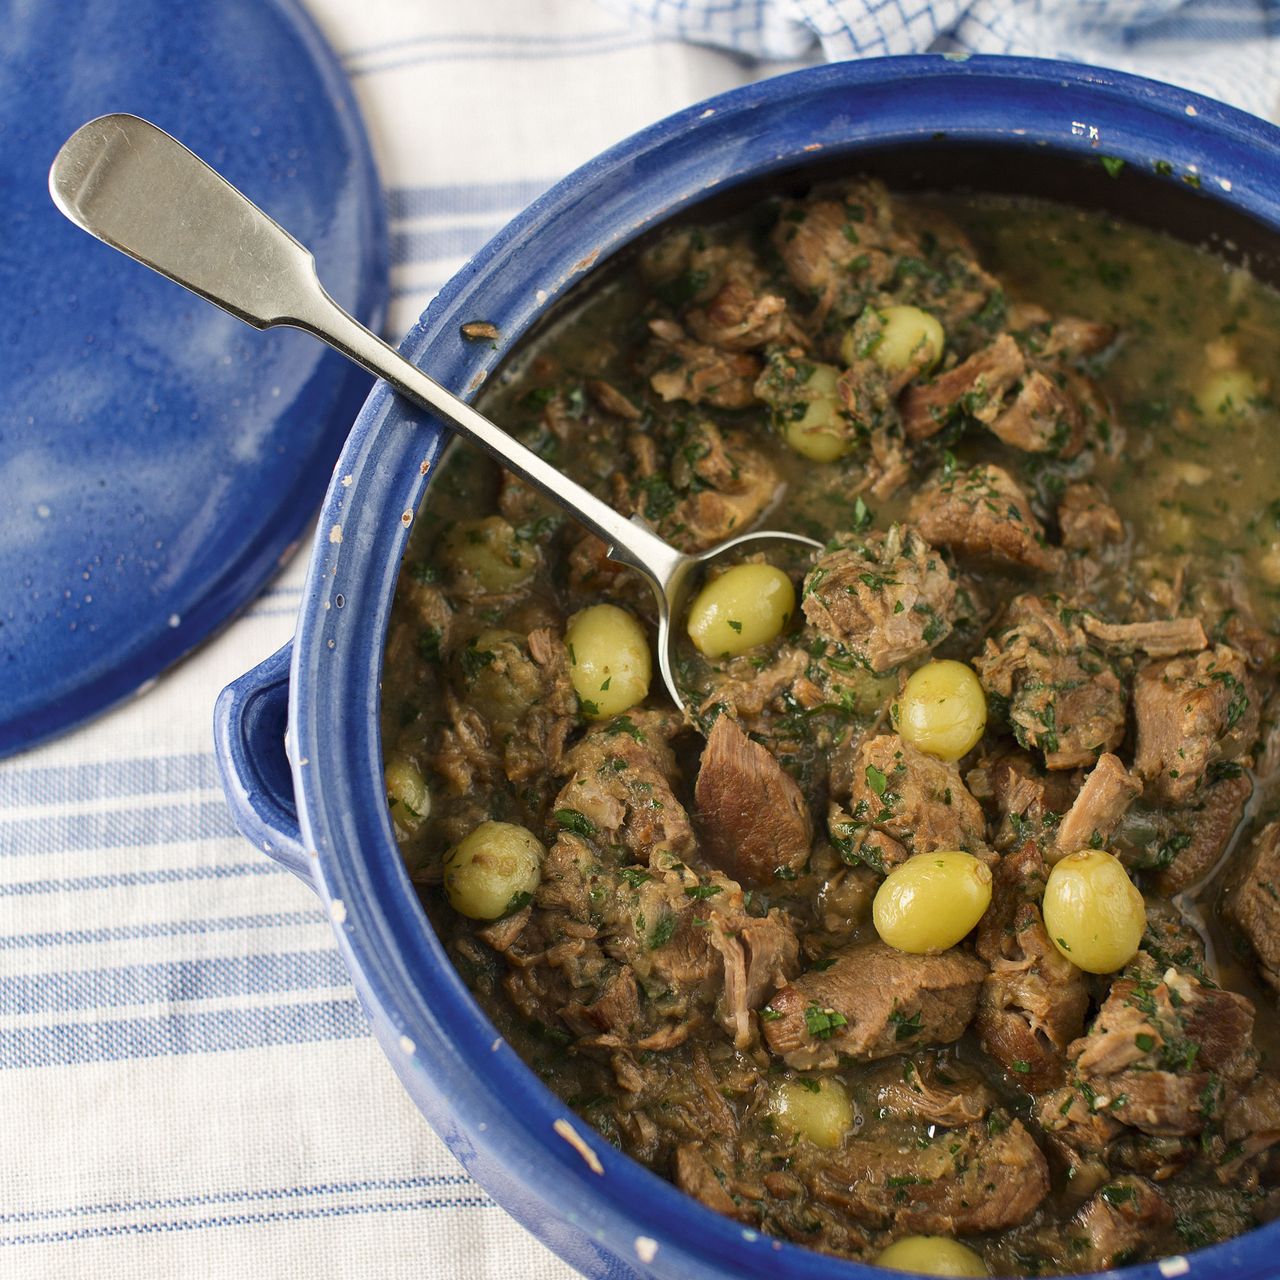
top-left (0, 0), bottom-right (387, 757)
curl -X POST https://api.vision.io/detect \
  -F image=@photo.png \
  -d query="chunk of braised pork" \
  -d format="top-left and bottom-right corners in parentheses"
top-left (910, 463), bottom-right (1064, 576)
top-left (867, 1056), bottom-right (997, 1126)
top-left (1218, 1073), bottom-right (1280, 1188)
top-left (1053, 753), bottom-right (1143, 860)
top-left (432, 627), bottom-right (577, 832)
top-left (675, 425), bottom-right (779, 549)
top-left (531, 836), bottom-right (798, 1054)
top-left (839, 734), bottom-right (988, 859)
top-left (1133, 644), bottom-right (1258, 806)
top-left (987, 365), bottom-right (1094, 458)
top-left (1227, 819), bottom-right (1280, 992)
top-left (967, 748), bottom-right (1080, 855)
top-left (674, 1143), bottom-right (755, 1222)
top-left (695, 715), bottom-right (813, 888)
top-left (684, 264), bottom-right (797, 352)
top-left (709, 911), bottom-right (801, 1051)
top-left (554, 710), bottom-right (695, 866)
top-left (761, 940), bottom-right (985, 1071)
top-left (886, 203), bottom-right (1004, 333)
top-left (1058, 964), bottom-right (1256, 1139)
top-left (647, 318), bottom-right (761, 409)
top-left (1038, 315), bottom-right (1118, 360)
top-left (900, 333), bottom-right (1025, 441)
top-left (1148, 770), bottom-right (1252, 895)
top-left (615, 418), bottom-right (780, 553)
top-left (974, 844), bottom-right (1089, 1090)
top-left (801, 525), bottom-right (955, 674)
top-left (1067, 1177), bottom-right (1174, 1271)
top-left (770, 180), bottom-right (914, 325)
top-left (1058, 481), bottom-right (1125, 552)
top-left (696, 646), bottom-right (812, 733)
top-left (808, 1117), bottom-right (1049, 1234)
top-left (1139, 902), bottom-right (1210, 977)
top-left (974, 594), bottom-right (1126, 770)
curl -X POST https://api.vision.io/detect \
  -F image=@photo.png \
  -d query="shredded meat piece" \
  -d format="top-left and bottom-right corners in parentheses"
top-left (674, 1144), bottom-right (754, 1222)
top-left (554, 711), bottom-right (695, 866)
top-left (1063, 965), bottom-right (1256, 1138)
top-left (709, 911), bottom-right (800, 1050)
top-left (1053, 753), bottom-right (1142, 860)
top-left (1227, 819), bottom-right (1280, 991)
top-left (1058, 481), bottom-right (1125, 551)
top-left (900, 333), bottom-right (1025, 441)
top-left (647, 318), bottom-right (761, 408)
top-left (695, 716), bottom-right (812, 887)
top-left (842, 734), bottom-right (988, 857)
top-left (975, 845), bottom-right (1089, 1090)
top-left (1081, 614), bottom-right (1208, 657)
top-left (1068, 1177), bottom-right (1173, 1270)
top-left (988, 367), bottom-right (1087, 457)
top-left (1037, 1084), bottom-right (1126, 1154)
top-left (969, 749), bottom-right (1080, 854)
top-left (1041, 315), bottom-right (1117, 359)
top-left (1219, 1074), bottom-right (1280, 1187)
top-left (667, 423), bottom-right (778, 549)
top-left (1133, 644), bottom-right (1258, 805)
top-left (770, 181), bottom-right (911, 324)
top-left (801, 524), bottom-right (955, 673)
top-left (559, 966), bottom-right (642, 1040)
top-left (1152, 770), bottom-right (1252, 894)
top-left (685, 276), bottom-right (793, 351)
top-left (586, 379), bottom-right (642, 420)
top-left (761, 940), bottom-right (985, 1070)
top-left (868, 1057), bottom-right (996, 1126)
top-left (476, 907), bottom-right (531, 954)
top-left (810, 1118), bottom-right (1049, 1234)
top-left (974, 595), bottom-right (1126, 770)
top-left (910, 462), bottom-right (1063, 576)
top-left (697, 646), bottom-right (810, 732)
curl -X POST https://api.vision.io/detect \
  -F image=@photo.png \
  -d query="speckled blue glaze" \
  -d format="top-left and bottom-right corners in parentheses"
top-left (0, 0), bottom-right (386, 756)
top-left (217, 57), bottom-right (1280, 1280)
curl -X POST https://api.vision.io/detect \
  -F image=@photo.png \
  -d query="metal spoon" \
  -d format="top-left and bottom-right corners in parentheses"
top-left (49, 113), bottom-right (820, 711)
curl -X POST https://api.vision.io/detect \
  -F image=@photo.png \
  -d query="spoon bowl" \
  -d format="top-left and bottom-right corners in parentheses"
top-left (49, 112), bottom-right (821, 711)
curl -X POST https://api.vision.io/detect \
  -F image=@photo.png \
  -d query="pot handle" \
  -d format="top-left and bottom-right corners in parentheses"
top-left (213, 641), bottom-right (314, 885)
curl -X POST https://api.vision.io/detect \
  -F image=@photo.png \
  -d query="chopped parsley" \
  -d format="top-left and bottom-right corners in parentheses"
top-left (804, 1003), bottom-right (848, 1039)
top-left (554, 808), bottom-right (597, 838)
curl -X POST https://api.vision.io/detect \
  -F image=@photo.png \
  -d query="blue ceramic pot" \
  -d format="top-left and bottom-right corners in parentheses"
top-left (215, 56), bottom-right (1280, 1280)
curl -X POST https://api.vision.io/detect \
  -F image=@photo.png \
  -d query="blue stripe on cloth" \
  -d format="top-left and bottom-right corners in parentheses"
top-left (0, 911), bottom-right (325, 952)
top-left (0, 950), bottom-right (350, 1016)
top-left (0, 753), bottom-right (220, 807)
top-left (386, 179), bottom-right (553, 220)
top-left (0, 998), bottom-right (369, 1070)
top-left (0, 1173), bottom-right (473, 1226)
top-left (0, 801), bottom-right (240, 858)
top-left (0, 862), bottom-right (283, 899)
top-left (343, 26), bottom-right (640, 60)
top-left (0, 1195), bottom-right (498, 1247)
top-left (349, 34), bottom-right (675, 77)
top-left (390, 222), bottom-right (508, 267)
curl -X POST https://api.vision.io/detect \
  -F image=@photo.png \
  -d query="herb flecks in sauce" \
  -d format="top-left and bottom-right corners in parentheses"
top-left (381, 180), bottom-right (1280, 1275)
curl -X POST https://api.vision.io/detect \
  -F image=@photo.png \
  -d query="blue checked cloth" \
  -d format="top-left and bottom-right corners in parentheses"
top-left (0, 1), bottom-right (1275, 1277)
top-left (599, 0), bottom-right (1280, 119)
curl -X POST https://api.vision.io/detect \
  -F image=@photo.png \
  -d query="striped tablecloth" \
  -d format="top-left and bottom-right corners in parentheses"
top-left (3, 1), bottom-right (1274, 1277)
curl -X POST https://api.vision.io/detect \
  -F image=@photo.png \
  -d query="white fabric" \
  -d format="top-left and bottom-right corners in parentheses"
top-left (0, 3), bottom-right (791, 1277)
top-left (4, 0), bottom-right (1274, 1276)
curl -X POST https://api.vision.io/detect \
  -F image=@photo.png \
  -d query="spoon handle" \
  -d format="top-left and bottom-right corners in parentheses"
top-left (48, 113), bottom-right (685, 587)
